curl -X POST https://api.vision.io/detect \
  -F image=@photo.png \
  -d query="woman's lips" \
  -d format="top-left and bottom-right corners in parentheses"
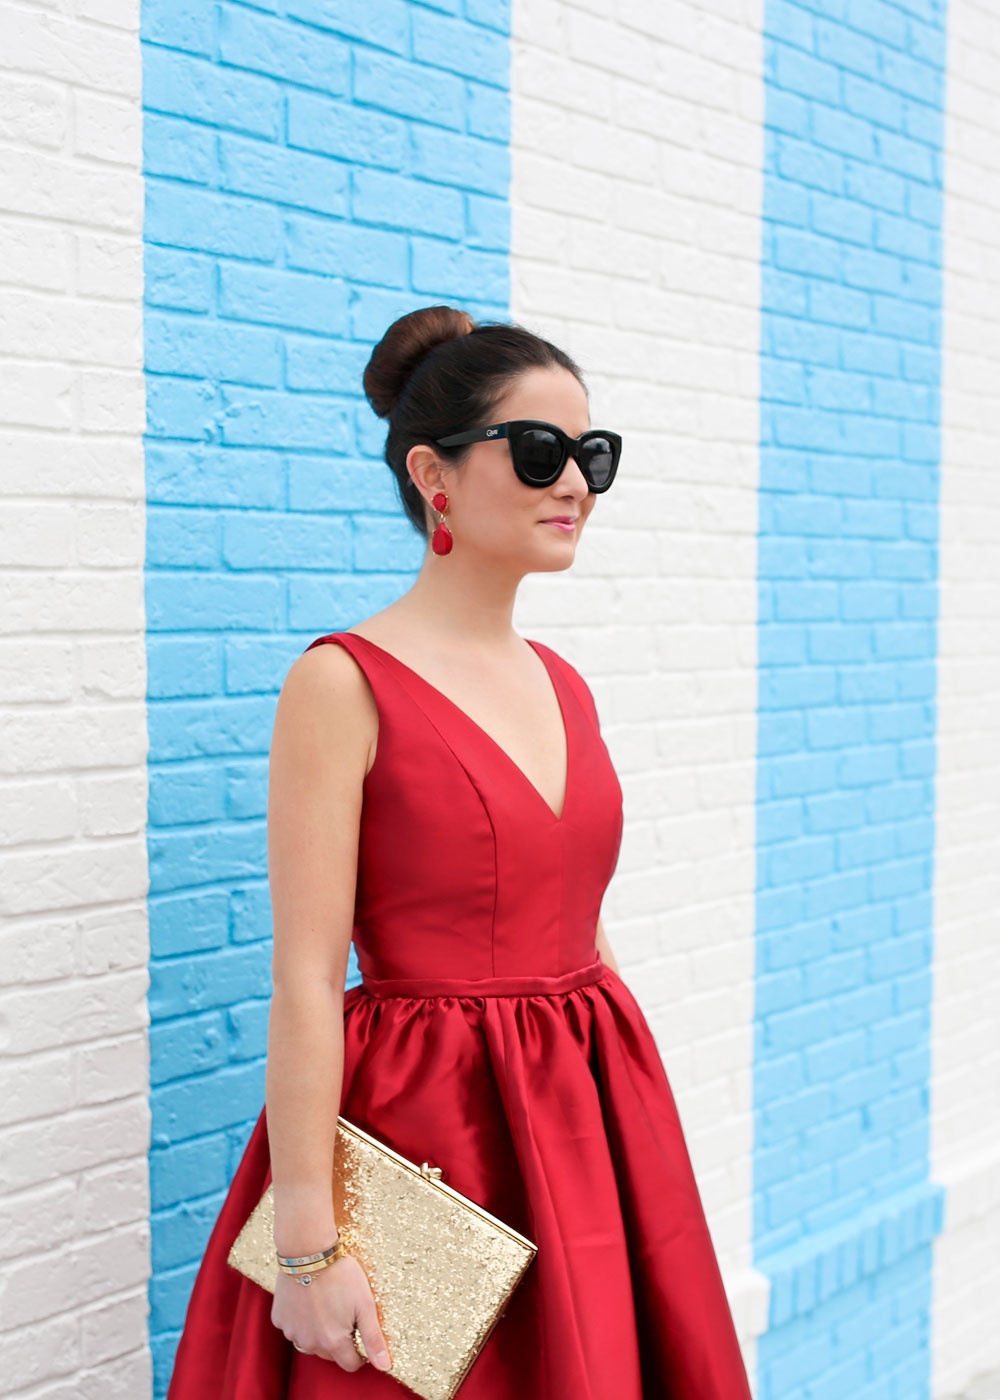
top-left (541, 519), bottom-right (577, 532)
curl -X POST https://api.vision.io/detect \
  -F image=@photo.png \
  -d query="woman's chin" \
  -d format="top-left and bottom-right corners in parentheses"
top-left (529, 547), bottom-right (576, 574)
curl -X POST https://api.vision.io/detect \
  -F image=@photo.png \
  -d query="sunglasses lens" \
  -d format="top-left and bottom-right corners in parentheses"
top-left (516, 428), bottom-right (564, 483)
top-left (580, 436), bottom-right (616, 488)
top-left (510, 424), bottom-right (619, 489)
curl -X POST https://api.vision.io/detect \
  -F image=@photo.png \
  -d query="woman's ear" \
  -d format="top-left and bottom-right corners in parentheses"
top-left (405, 446), bottom-right (447, 512)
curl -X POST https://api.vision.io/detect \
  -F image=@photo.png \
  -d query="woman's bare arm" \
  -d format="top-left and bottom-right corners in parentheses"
top-left (264, 642), bottom-right (377, 1257)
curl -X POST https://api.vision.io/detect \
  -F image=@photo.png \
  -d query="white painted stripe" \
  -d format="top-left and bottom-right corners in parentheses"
top-left (509, 0), bottom-right (768, 1370)
top-left (933, 2), bottom-right (1000, 1395)
top-left (0, 1), bottom-right (150, 1394)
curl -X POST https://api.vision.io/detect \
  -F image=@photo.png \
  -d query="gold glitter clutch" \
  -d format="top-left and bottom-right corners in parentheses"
top-left (227, 1114), bottom-right (538, 1400)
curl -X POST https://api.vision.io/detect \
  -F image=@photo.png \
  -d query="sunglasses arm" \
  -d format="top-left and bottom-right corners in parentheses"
top-left (434, 425), bottom-right (510, 448)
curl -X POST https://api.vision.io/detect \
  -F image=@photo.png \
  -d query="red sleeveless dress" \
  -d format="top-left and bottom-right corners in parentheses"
top-left (166, 631), bottom-right (753, 1400)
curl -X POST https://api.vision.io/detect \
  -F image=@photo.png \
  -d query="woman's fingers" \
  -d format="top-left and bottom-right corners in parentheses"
top-left (353, 1289), bottom-right (393, 1371)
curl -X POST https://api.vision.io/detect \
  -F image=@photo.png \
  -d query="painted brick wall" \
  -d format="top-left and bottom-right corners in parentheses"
top-left (755, 2), bottom-right (947, 1398)
top-left (509, 0), bottom-right (769, 1373)
top-left (140, 1), bottom-right (511, 1391)
top-left (5, 2), bottom-right (999, 1397)
top-left (932, 0), bottom-right (1000, 1395)
top-left (0, 1), bottom-right (149, 1397)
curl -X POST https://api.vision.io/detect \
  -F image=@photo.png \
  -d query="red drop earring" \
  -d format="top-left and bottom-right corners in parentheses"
top-left (431, 491), bottom-right (453, 555)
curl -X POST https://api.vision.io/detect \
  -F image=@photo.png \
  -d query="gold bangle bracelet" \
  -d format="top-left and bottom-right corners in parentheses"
top-left (276, 1238), bottom-right (350, 1283)
top-left (275, 1237), bottom-right (341, 1268)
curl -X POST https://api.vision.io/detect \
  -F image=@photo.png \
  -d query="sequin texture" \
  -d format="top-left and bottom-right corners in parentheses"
top-left (228, 1116), bottom-right (537, 1400)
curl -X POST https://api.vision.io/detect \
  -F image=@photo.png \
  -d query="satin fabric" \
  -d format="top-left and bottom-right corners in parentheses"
top-left (165, 632), bottom-right (753, 1399)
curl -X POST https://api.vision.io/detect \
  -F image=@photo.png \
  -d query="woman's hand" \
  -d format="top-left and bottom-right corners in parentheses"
top-left (271, 1255), bottom-right (393, 1372)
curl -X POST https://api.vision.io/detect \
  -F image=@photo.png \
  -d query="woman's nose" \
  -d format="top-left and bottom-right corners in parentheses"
top-left (561, 455), bottom-right (591, 496)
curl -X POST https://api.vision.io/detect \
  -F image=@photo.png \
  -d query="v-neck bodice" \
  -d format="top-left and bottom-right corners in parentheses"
top-left (303, 630), bottom-right (624, 985)
top-left (343, 630), bottom-right (572, 824)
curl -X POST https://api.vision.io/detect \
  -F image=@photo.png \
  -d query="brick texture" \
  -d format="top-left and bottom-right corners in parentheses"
top-left (509, 0), bottom-right (768, 1371)
top-left (0, 1), bottom-right (149, 1397)
top-left (931, 1), bottom-right (1000, 1396)
top-left (140, 2), bottom-right (510, 1392)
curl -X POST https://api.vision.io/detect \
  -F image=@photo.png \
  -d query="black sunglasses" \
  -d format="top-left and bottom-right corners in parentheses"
top-left (434, 420), bottom-right (622, 493)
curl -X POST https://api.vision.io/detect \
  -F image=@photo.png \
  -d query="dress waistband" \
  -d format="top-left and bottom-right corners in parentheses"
top-left (360, 956), bottom-right (607, 1000)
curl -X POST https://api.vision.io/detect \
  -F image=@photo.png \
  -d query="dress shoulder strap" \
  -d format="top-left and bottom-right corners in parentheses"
top-left (305, 632), bottom-right (365, 660)
top-left (527, 640), bottom-right (604, 736)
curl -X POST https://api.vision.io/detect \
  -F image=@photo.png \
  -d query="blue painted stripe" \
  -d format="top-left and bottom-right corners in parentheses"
top-left (755, 3), bottom-right (947, 1397)
top-left (142, 2), bottom-right (511, 1389)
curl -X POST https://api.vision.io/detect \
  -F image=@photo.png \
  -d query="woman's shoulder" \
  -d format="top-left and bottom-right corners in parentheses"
top-left (295, 630), bottom-right (369, 679)
top-left (282, 633), bottom-right (380, 731)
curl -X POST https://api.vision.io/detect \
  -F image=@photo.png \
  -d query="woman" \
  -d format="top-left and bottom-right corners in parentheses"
top-left (166, 306), bottom-right (753, 1398)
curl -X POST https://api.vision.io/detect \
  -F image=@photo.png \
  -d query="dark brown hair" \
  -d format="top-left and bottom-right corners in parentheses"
top-left (362, 305), bottom-right (586, 538)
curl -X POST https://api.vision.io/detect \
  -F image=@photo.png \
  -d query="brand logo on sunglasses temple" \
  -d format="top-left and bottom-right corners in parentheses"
top-left (486, 427), bottom-right (499, 437)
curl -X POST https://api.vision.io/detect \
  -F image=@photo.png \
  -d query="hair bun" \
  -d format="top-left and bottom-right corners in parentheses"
top-left (363, 305), bottom-right (477, 419)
